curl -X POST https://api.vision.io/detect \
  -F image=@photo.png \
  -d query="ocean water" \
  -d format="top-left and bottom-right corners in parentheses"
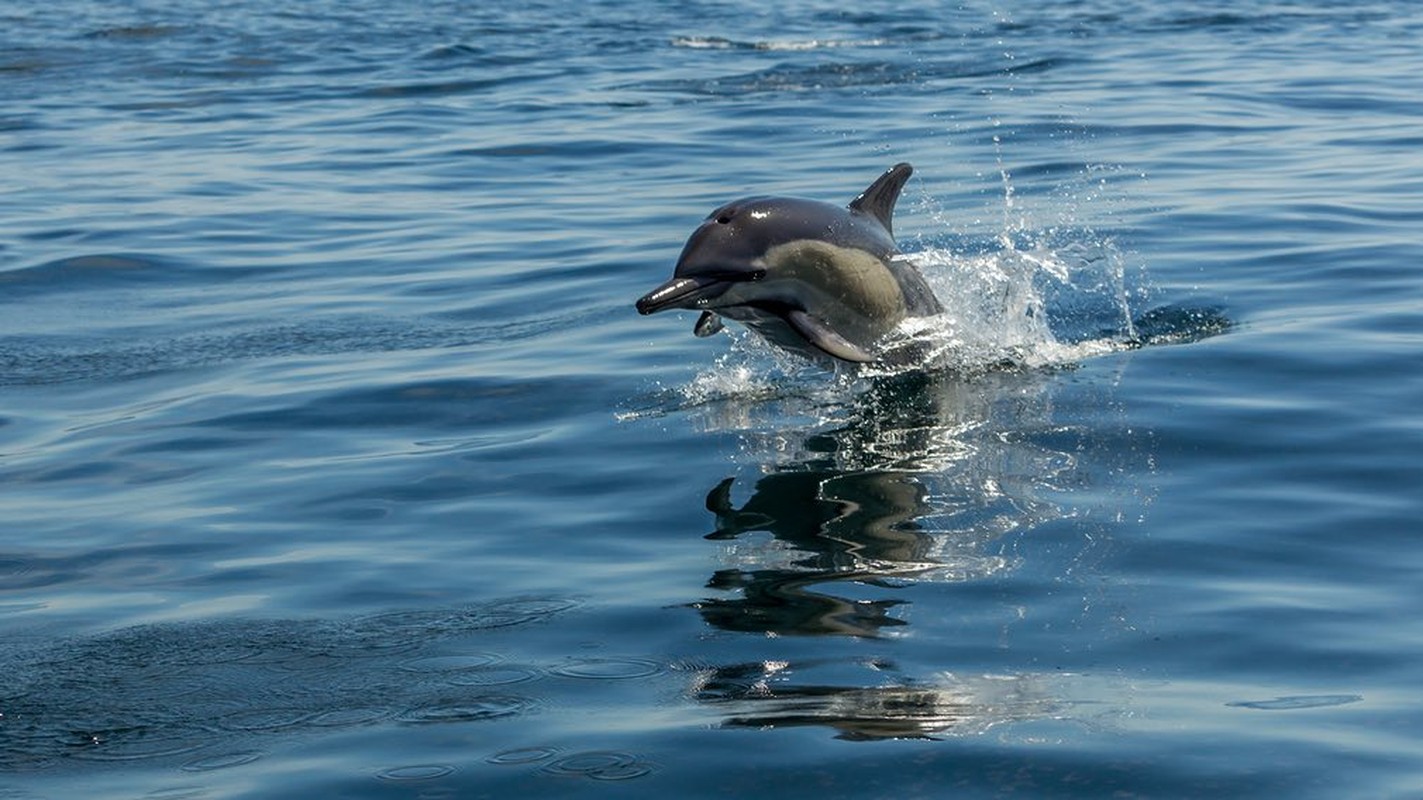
top-left (2, 1), bottom-right (1422, 797)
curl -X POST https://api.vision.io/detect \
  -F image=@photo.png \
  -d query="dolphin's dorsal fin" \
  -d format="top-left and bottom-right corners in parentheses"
top-left (849, 162), bottom-right (913, 237)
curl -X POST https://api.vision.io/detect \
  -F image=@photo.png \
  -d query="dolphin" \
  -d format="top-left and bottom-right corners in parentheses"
top-left (635, 163), bottom-right (942, 365)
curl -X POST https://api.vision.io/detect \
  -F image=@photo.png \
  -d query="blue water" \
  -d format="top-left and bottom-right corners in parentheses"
top-left (3, 1), bottom-right (1422, 797)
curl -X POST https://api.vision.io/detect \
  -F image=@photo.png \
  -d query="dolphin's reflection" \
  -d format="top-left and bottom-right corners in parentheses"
top-left (696, 468), bottom-right (988, 638)
top-left (697, 566), bottom-right (910, 638)
top-left (690, 658), bottom-right (1064, 741)
top-left (683, 367), bottom-right (1126, 738)
top-left (706, 470), bottom-right (932, 566)
top-left (690, 370), bottom-right (1075, 638)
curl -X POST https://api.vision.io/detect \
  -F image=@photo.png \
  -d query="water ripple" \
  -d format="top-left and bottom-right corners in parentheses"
top-left (394, 695), bottom-right (535, 725)
top-left (487, 745), bottom-right (562, 765)
top-left (0, 597), bottom-right (582, 770)
top-left (180, 750), bottom-right (265, 772)
top-left (374, 763), bottom-right (456, 781)
top-left (542, 751), bottom-right (654, 781)
top-left (550, 657), bottom-right (664, 681)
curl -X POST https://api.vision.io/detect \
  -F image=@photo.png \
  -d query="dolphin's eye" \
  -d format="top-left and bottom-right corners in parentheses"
top-left (715, 214), bottom-right (732, 224)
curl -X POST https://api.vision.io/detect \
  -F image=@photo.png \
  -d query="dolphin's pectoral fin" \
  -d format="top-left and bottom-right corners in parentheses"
top-left (786, 309), bottom-right (876, 363)
top-left (693, 311), bottom-right (724, 337)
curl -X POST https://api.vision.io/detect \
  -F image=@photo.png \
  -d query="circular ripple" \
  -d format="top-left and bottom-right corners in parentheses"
top-left (551, 657), bottom-right (662, 680)
top-left (483, 597), bottom-right (583, 626)
top-left (447, 665), bottom-right (542, 687)
top-left (544, 751), bottom-right (634, 775)
top-left (399, 654), bottom-right (502, 673)
top-left (354, 597), bottom-right (580, 638)
top-left (588, 763), bottom-right (654, 781)
top-left (542, 751), bottom-right (650, 780)
top-left (375, 763), bottom-right (456, 782)
top-left (395, 695), bottom-right (533, 724)
top-left (181, 750), bottom-right (264, 772)
top-left (306, 707), bottom-right (390, 728)
top-left (487, 746), bottom-right (560, 765)
top-left (320, 630), bottom-right (424, 659)
top-left (216, 708), bottom-right (316, 732)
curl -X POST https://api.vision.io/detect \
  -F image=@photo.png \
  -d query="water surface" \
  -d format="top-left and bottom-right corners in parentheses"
top-left (3, 2), bottom-right (1422, 797)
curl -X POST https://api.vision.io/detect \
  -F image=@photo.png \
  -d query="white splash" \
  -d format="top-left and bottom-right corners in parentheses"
top-left (671, 35), bottom-right (888, 52)
top-left (868, 236), bottom-right (1139, 378)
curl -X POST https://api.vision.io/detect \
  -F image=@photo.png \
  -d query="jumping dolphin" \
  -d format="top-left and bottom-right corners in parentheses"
top-left (635, 163), bottom-right (942, 365)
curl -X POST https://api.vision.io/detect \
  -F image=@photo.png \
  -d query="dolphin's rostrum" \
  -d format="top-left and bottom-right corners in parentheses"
top-left (636, 163), bottom-right (942, 365)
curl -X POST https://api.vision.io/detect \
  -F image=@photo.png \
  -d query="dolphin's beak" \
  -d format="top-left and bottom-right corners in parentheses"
top-left (635, 276), bottom-right (721, 315)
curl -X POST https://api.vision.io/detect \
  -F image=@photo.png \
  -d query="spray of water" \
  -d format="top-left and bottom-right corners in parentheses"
top-left (868, 235), bottom-right (1139, 378)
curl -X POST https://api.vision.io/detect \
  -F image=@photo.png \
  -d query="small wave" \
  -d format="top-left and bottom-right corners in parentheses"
top-left (630, 56), bottom-right (1064, 97)
top-left (82, 25), bottom-right (185, 41)
top-left (0, 253), bottom-right (276, 304)
top-left (1227, 694), bottom-right (1362, 711)
top-left (0, 313), bottom-right (552, 387)
top-left (670, 35), bottom-right (888, 52)
top-left (0, 253), bottom-right (174, 292)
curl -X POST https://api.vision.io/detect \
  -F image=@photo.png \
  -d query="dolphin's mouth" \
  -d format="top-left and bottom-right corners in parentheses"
top-left (635, 276), bottom-right (724, 315)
